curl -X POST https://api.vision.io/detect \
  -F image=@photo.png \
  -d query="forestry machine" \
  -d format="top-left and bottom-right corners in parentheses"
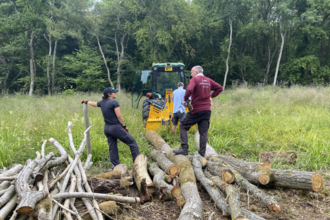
top-left (131, 62), bottom-right (190, 132)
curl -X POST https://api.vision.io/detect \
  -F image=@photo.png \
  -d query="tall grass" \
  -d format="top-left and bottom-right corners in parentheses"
top-left (0, 86), bottom-right (329, 175)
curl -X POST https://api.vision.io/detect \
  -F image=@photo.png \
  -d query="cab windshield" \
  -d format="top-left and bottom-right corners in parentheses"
top-left (152, 71), bottom-right (185, 97)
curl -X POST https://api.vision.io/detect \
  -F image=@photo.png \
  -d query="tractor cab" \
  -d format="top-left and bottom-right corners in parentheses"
top-left (132, 62), bottom-right (189, 132)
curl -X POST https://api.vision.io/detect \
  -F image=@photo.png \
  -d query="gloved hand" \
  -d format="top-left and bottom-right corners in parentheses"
top-left (123, 125), bottom-right (129, 133)
top-left (182, 100), bottom-right (193, 112)
top-left (81, 99), bottom-right (89, 104)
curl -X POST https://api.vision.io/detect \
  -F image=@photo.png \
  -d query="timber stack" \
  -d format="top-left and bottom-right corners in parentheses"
top-left (0, 124), bottom-right (325, 220)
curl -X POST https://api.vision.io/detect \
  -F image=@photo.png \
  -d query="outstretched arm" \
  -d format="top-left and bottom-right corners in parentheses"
top-left (81, 99), bottom-right (98, 107)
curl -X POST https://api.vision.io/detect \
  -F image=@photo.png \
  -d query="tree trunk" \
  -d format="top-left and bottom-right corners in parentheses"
top-left (0, 194), bottom-right (17, 220)
top-left (133, 154), bottom-right (153, 202)
top-left (28, 31), bottom-right (35, 96)
top-left (209, 157), bottom-right (281, 213)
top-left (0, 164), bottom-right (23, 178)
top-left (0, 185), bottom-right (15, 207)
top-left (223, 17), bottom-right (233, 90)
top-left (264, 34), bottom-right (280, 83)
top-left (273, 19), bottom-right (285, 86)
top-left (51, 39), bottom-right (57, 94)
top-left (145, 131), bottom-right (203, 220)
top-left (206, 160), bottom-right (235, 183)
top-left (88, 177), bottom-right (130, 195)
top-left (94, 17), bottom-right (114, 88)
top-left (150, 149), bottom-right (180, 179)
top-left (45, 33), bottom-right (52, 96)
top-left (115, 33), bottom-right (127, 91)
top-left (2, 60), bottom-right (14, 96)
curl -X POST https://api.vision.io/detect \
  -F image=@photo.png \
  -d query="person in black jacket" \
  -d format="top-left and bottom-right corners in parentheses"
top-left (82, 87), bottom-right (140, 167)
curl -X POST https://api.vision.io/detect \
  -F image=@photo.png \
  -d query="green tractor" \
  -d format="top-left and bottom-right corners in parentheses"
top-left (131, 62), bottom-right (189, 132)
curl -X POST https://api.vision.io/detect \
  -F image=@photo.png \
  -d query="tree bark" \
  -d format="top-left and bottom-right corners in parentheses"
top-left (0, 182), bottom-right (10, 191)
top-left (150, 149), bottom-right (180, 179)
top-left (2, 60), bottom-right (13, 96)
top-left (223, 17), bottom-right (233, 90)
top-left (133, 154), bottom-right (153, 202)
top-left (145, 131), bottom-right (203, 220)
top-left (94, 17), bottom-right (114, 88)
top-left (28, 31), bottom-right (35, 96)
top-left (51, 38), bottom-right (57, 94)
top-left (0, 185), bottom-right (15, 208)
top-left (273, 19), bottom-right (285, 86)
top-left (44, 33), bottom-right (52, 95)
top-left (88, 177), bottom-right (130, 195)
top-left (0, 164), bottom-right (23, 178)
top-left (209, 157), bottom-right (281, 213)
top-left (206, 160), bottom-right (235, 184)
top-left (0, 194), bottom-right (17, 220)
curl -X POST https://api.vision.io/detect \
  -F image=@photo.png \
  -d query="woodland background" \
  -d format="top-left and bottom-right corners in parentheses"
top-left (1, 0), bottom-right (330, 95)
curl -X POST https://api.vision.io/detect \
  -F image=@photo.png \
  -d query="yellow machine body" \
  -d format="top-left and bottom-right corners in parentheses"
top-left (146, 88), bottom-right (193, 132)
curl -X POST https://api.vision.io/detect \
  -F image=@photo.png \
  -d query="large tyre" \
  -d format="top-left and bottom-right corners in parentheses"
top-left (142, 100), bottom-right (150, 126)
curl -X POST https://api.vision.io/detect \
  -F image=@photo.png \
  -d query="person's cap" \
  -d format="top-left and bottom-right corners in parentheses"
top-left (103, 87), bottom-right (118, 95)
top-left (177, 82), bottom-right (184, 87)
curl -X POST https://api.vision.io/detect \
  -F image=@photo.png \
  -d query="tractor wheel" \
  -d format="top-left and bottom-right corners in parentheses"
top-left (142, 100), bottom-right (150, 126)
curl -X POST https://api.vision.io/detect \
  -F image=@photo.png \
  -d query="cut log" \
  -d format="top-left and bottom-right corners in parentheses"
top-left (93, 170), bottom-right (122, 179)
top-left (209, 157), bottom-right (281, 213)
top-left (150, 150), bottom-right (180, 178)
top-left (149, 163), bottom-right (185, 206)
top-left (213, 155), bottom-right (324, 191)
top-left (192, 152), bottom-right (246, 219)
top-left (52, 192), bottom-right (140, 203)
top-left (204, 171), bottom-right (245, 220)
top-left (133, 154), bottom-right (153, 203)
top-left (29, 196), bottom-right (52, 220)
top-left (0, 194), bottom-right (18, 220)
top-left (98, 201), bottom-right (118, 216)
top-left (113, 164), bottom-right (128, 175)
top-left (0, 164), bottom-right (23, 178)
top-left (145, 131), bottom-right (203, 220)
top-left (0, 185), bottom-right (15, 208)
top-left (88, 177), bottom-right (129, 195)
top-left (206, 160), bottom-right (235, 184)
top-left (0, 182), bottom-right (10, 191)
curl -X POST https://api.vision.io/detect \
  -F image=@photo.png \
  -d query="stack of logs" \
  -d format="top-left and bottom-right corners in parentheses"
top-left (0, 124), bottom-right (325, 220)
top-left (142, 130), bottom-right (324, 220)
top-left (0, 122), bottom-right (140, 220)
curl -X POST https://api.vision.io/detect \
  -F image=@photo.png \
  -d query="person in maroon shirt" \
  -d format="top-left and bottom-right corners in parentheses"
top-left (173, 65), bottom-right (223, 157)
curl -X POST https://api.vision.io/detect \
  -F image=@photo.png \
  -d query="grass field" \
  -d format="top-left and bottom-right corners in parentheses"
top-left (0, 86), bottom-right (329, 177)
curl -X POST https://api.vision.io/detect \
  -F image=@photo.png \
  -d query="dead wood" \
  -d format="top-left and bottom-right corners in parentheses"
top-left (45, 138), bottom-right (68, 171)
top-left (88, 177), bottom-right (129, 195)
top-left (145, 130), bottom-right (203, 220)
top-left (0, 194), bottom-right (18, 220)
top-left (0, 164), bottom-right (23, 178)
top-left (48, 164), bottom-right (70, 189)
top-left (209, 157), bottom-right (281, 213)
top-left (133, 154), bottom-right (153, 203)
top-left (0, 182), bottom-right (10, 191)
top-left (0, 185), bottom-right (15, 208)
top-left (113, 164), bottom-right (128, 175)
top-left (52, 192), bottom-right (140, 203)
top-left (98, 201), bottom-right (118, 216)
top-left (93, 170), bottom-right (122, 179)
top-left (150, 150), bottom-right (180, 178)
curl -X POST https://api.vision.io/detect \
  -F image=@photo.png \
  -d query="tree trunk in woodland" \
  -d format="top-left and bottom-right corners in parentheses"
top-left (29, 31), bottom-right (35, 96)
top-left (223, 17), bottom-right (233, 90)
top-left (51, 39), bottom-right (57, 94)
top-left (273, 19), bottom-right (285, 86)
top-left (115, 32), bottom-right (127, 91)
top-left (2, 60), bottom-right (13, 96)
top-left (94, 17), bottom-right (114, 88)
top-left (45, 33), bottom-right (52, 96)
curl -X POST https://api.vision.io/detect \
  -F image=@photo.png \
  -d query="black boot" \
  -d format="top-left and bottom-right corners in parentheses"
top-left (173, 147), bottom-right (188, 155)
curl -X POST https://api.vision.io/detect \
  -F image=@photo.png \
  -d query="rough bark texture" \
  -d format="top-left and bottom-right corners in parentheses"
top-left (206, 160), bottom-right (235, 184)
top-left (259, 151), bottom-right (296, 165)
top-left (150, 150), bottom-right (180, 178)
top-left (204, 171), bottom-right (245, 220)
top-left (0, 185), bottom-right (15, 207)
top-left (0, 164), bottom-right (23, 178)
top-left (0, 194), bottom-right (17, 220)
top-left (88, 177), bottom-right (129, 195)
top-left (133, 154), bottom-right (153, 203)
top-left (145, 131), bottom-right (203, 220)
top-left (209, 157), bottom-right (281, 213)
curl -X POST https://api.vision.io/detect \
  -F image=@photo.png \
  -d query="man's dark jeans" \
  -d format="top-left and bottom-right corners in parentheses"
top-left (179, 110), bottom-right (211, 157)
top-left (104, 124), bottom-right (140, 167)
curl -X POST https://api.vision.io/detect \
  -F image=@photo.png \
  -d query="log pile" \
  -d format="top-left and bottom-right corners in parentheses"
top-left (145, 130), bottom-right (325, 220)
top-left (0, 122), bottom-right (140, 220)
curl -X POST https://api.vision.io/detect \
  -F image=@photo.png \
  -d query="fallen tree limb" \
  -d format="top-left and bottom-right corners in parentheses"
top-left (209, 157), bottom-right (281, 213)
top-left (0, 164), bottom-right (23, 178)
top-left (133, 154), bottom-right (153, 203)
top-left (88, 177), bottom-right (130, 195)
top-left (149, 163), bottom-right (185, 206)
top-left (0, 182), bottom-right (10, 191)
top-left (0, 185), bottom-right (15, 208)
top-left (52, 192), bottom-right (140, 203)
top-left (48, 164), bottom-right (70, 189)
top-left (145, 130), bottom-right (203, 220)
top-left (150, 150), bottom-right (180, 178)
top-left (0, 194), bottom-right (18, 220)
top-left (45, 138), bottom-right (68, 171)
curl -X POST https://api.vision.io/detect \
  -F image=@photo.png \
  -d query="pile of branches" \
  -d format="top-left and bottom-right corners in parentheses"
top-left (0, 122), bottom-right (140, 220)
top-left (142, 130), bottom-right (324, 220)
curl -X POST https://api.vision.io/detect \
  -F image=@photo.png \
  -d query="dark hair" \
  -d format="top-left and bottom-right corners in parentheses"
top-left (102, 92), bottom-right (112, 100)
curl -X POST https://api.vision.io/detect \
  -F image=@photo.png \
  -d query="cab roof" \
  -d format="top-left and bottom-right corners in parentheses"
top-left (152, 62), bottom-right (185, 67)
